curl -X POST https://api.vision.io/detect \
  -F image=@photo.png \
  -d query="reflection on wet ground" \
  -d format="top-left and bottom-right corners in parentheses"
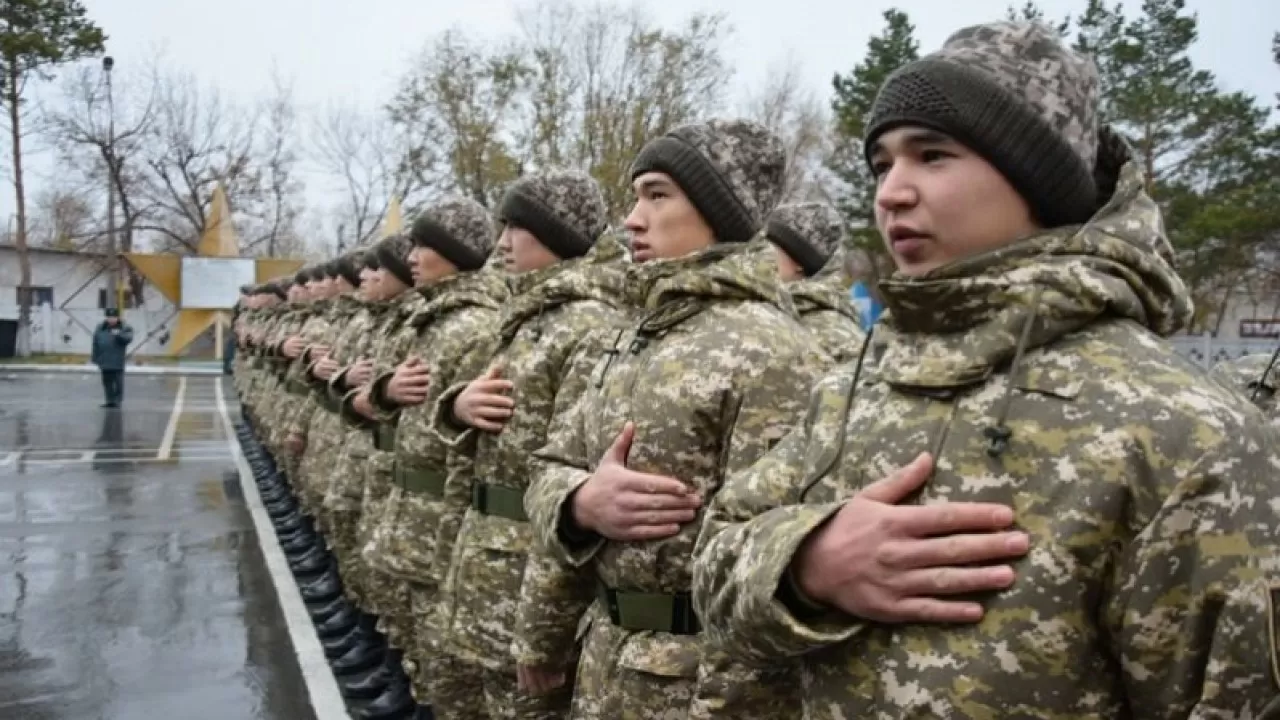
top-left (0, 374), bottom-right (317, 720)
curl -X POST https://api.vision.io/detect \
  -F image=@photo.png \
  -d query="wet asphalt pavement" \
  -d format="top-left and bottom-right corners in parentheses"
top-left (0, 373), bottom-right (318, 720)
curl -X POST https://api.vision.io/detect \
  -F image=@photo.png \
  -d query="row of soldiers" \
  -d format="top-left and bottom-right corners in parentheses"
top-left (233, 17), bottom-right (1280, 720)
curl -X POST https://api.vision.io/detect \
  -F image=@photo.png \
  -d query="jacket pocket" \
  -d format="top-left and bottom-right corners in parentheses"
top-left (616, 633), bottom-right (700, 678)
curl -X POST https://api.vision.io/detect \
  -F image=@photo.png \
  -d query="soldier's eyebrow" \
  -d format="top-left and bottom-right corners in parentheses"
top-left (634, 176), bottom-right (677, 195)
top-left (872, 127), bottom-right (959, 157)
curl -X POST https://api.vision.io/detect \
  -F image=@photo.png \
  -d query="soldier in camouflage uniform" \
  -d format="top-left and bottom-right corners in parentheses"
top-left (262, 270), bottom-right (322, 464)
top-left (1211, 351), bottom-right (1280, 422)
top-left (428, 172), bottom-right (628, 719)
top-left (766, 202), bottom-right (867, 364)
top-left (523, 119), bottom-right (830, 719)
top-left (356, 197), bottom-right (508, 708)
top-left (289, 256), bottom-right (367, 530)
top-left (692, 21), bottom-right (1280, 719)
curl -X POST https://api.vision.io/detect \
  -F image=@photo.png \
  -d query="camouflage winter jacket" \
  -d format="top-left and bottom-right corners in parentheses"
top-left (363, 265), bottom-right (509, 584)
top-left (692, 147), bottom-right (1280, 718)
top-left (332, 291), bottom-right (427, 503)
top-left (789, 246), bottom-right (866, 365)
top-left (430, 235), bottom-right (629, 671)
top-left (288, 295), bottom-right (365, 436)
top-left (525, 238), bottom-right (829, 698)
top-left (1211, 352), bottom-right (1280, 423)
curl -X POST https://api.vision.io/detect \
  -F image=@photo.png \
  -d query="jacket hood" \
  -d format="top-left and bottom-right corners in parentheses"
top-left (875, 127), bottom-right (1194, 388)
top-left (790, 243), bottom-right (858, 320)
top-left (411, 261), bottom-right (509, 329)
top-left (498, 233), bottom-right (629, 343)
top-left (629, 236), bottom-right (795, 333)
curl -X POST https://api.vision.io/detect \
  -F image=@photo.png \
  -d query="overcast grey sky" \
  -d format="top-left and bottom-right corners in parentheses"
top-left (5, 0), bottom-right (1277, 224)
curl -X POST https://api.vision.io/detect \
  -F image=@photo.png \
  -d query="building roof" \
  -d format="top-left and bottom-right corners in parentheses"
top-left (0, 243), bottom-right (106, 257)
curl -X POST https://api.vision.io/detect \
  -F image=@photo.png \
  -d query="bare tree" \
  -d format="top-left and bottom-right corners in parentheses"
top-left (740, 55), bottom-right (833, 203)
top-left (389, 29), bottom-right (526, 208)
top-left (513, 1), bottom-right (733, 218)
top-left (247, 68), bottom-right (305, 258)
top-left (30, 186), bottom-right (95, 247)
top-left (311, 101), bottom-right (435, 253)
top-left (135, 67), bottom-right (262, 253)
top-left (42, 59), bottom-right (157, 257)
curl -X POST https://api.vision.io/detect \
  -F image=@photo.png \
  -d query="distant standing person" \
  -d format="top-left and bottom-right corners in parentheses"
top-left (92, 308), bottom-right (133, 408)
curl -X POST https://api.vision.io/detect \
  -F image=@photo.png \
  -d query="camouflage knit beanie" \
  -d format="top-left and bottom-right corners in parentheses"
top-left (293, 268), bottom-right (310, 285)
top-left (410, 196), bottom-right (497, 272)
top-left (864, 20), bottom-right (1100, 227)
top-left (374, 234), bottom-right (415, 287)
top-left (767, 202), bottom-right (847, 277)
top-left (362, 247), bottom-right (381, 271)
top-left (335, 252), bottom-right (364, 287)
top-left (630, 118), bottom-right (787, 244)
top-left (497, 171), bottom-right (608, 259)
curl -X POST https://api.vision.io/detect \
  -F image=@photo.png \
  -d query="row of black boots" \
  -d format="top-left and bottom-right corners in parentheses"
top-left (235, 415), bottom-right (432, 720)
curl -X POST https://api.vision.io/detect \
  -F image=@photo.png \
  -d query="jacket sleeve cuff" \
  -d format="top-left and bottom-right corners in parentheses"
top-left (371, 372), bottom-right (397, 412)
top-left (431, 381), bottom-right (476, 450)
top-left (706, 503), bottom-right (865, 662)
top-left (553, 483), bottom-right (605, 567)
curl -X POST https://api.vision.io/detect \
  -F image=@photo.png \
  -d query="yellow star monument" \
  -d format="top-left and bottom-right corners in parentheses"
top-left (125, 184), bottom-right (304, 357)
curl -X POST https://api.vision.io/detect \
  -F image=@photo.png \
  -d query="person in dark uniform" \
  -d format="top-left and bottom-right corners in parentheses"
top-left (91, 308), bottom-right (133, 408)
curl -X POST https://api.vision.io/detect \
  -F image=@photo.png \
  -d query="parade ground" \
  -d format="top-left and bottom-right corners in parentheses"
top-left (0, 370), bottom-right (346, 720)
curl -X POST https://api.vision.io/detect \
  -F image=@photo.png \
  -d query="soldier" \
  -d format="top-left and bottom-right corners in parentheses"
top-left (523, 119), bottom-right (830, 718)
top-left (355, 197), bottom-right (508, 715)
top-left (766, 202), bottom-right (867, 363)
top-left (328, 233), bottom-right (428, 710)
top-left (1211, 350), bottom-right (1280, 422)
top-left (693, 20), bottom-right (1280, 718)
top-left (428, 171), bottom-right (628, 719)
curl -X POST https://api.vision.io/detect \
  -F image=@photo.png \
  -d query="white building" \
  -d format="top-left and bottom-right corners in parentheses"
top-left (0, 243), bottom-right (178, 357)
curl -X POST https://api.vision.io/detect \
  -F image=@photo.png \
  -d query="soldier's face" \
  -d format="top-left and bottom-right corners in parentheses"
top-left (408, 246), bottom-right (458, 286)
top-left (625, 172), bottom-right (715, 263)
top-left (498, 225), bottom-right (558, 273)
top-left (870, 126), bottom-right (1040, 277)
top-left (770, 242), bottom-right (806, 282)
top-left (375, 268), bottom-right (409, 299)
top-left (358, 268), bottom-right (381, 301)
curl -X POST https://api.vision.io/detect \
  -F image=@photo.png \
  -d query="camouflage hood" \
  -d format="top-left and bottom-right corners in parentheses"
top-left (790, 243), bottom-right (858, 321)
top-left (498, 233), bottom-right (628, 343)
top-left (410, 262), bottom-right (509, 329)
top-left (627, 236), bottom-right (794, 333)
top-left (876, 130), bottom-right (1193, 387)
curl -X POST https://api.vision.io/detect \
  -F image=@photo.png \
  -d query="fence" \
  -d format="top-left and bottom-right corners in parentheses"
top-left (1168, 335), bottom-right (1276, 369)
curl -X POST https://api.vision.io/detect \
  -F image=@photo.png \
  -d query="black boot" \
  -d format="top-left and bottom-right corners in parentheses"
top-left (300, 572), bottom-right (343, 604)
top-left (322, 625), bottom-right (363, 659)
top-left (330, 634), bottom-right (385, 676)
top-left (289, 545), bottom-right (331, 572)
top-left (291, 552), bottom-right (333, 579)
top-left (340, 661), bottom-right (391, 700)
top-left (315, 606), bottom-right (359, 638)
top-left (308, 594), bottom-right (352, 622)
top-left (356, 674), bottom-right (416, 720)
top-left (266, 498), bottom-right (299, 518)
top-left (413, 706), bottom-right (434, 720)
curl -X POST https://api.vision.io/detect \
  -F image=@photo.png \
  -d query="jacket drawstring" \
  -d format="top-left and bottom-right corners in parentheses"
top-left (1250, 344), bottom-right (1280, 403)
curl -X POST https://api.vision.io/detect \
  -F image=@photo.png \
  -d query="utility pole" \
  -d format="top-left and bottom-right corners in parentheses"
top-left (103, 55), bottom-right (121, 311)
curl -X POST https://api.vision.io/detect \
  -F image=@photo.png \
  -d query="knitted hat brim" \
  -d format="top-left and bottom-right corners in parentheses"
top-left (864, 58), bottom-right (1096, 228)
top-left (767, 220), bottom-right (830, 277)
top-left (498, 188), bottom-right (593, 260)
top-left (375, 243), bottom-right (415, 287)
top-left (631, 135), bottom-right (758, 244)
top-left (411, 217), bottom-right (487, 271)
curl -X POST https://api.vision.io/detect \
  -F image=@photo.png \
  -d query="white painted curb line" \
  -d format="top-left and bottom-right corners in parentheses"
top-left (213, 377), bottom-right (351, 720)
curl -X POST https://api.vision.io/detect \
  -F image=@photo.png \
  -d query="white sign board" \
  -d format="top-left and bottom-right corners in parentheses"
top-left (180, 257), bottom-right (255, 309)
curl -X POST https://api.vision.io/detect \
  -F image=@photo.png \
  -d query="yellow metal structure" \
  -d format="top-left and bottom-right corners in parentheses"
top-left (124, 184), bottom-right (305, 357)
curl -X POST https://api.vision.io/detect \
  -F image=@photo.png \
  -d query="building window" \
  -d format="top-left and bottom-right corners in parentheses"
top-left (98, 288), bottom-right (138, 309)
top-left (16, 286), bottom-right (53, 307)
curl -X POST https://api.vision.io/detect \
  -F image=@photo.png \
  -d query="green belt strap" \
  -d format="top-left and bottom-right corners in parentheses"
top-left (373, 424), bottom-right (397, 452)
top-left (596, 581), bottom-right (701, 635)
top-left (395, 463), bottom-right (446, 497)
top-left (320, 393), bottom-right (340, 414)
top-left (471, 483), bottom-right (528, 521)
